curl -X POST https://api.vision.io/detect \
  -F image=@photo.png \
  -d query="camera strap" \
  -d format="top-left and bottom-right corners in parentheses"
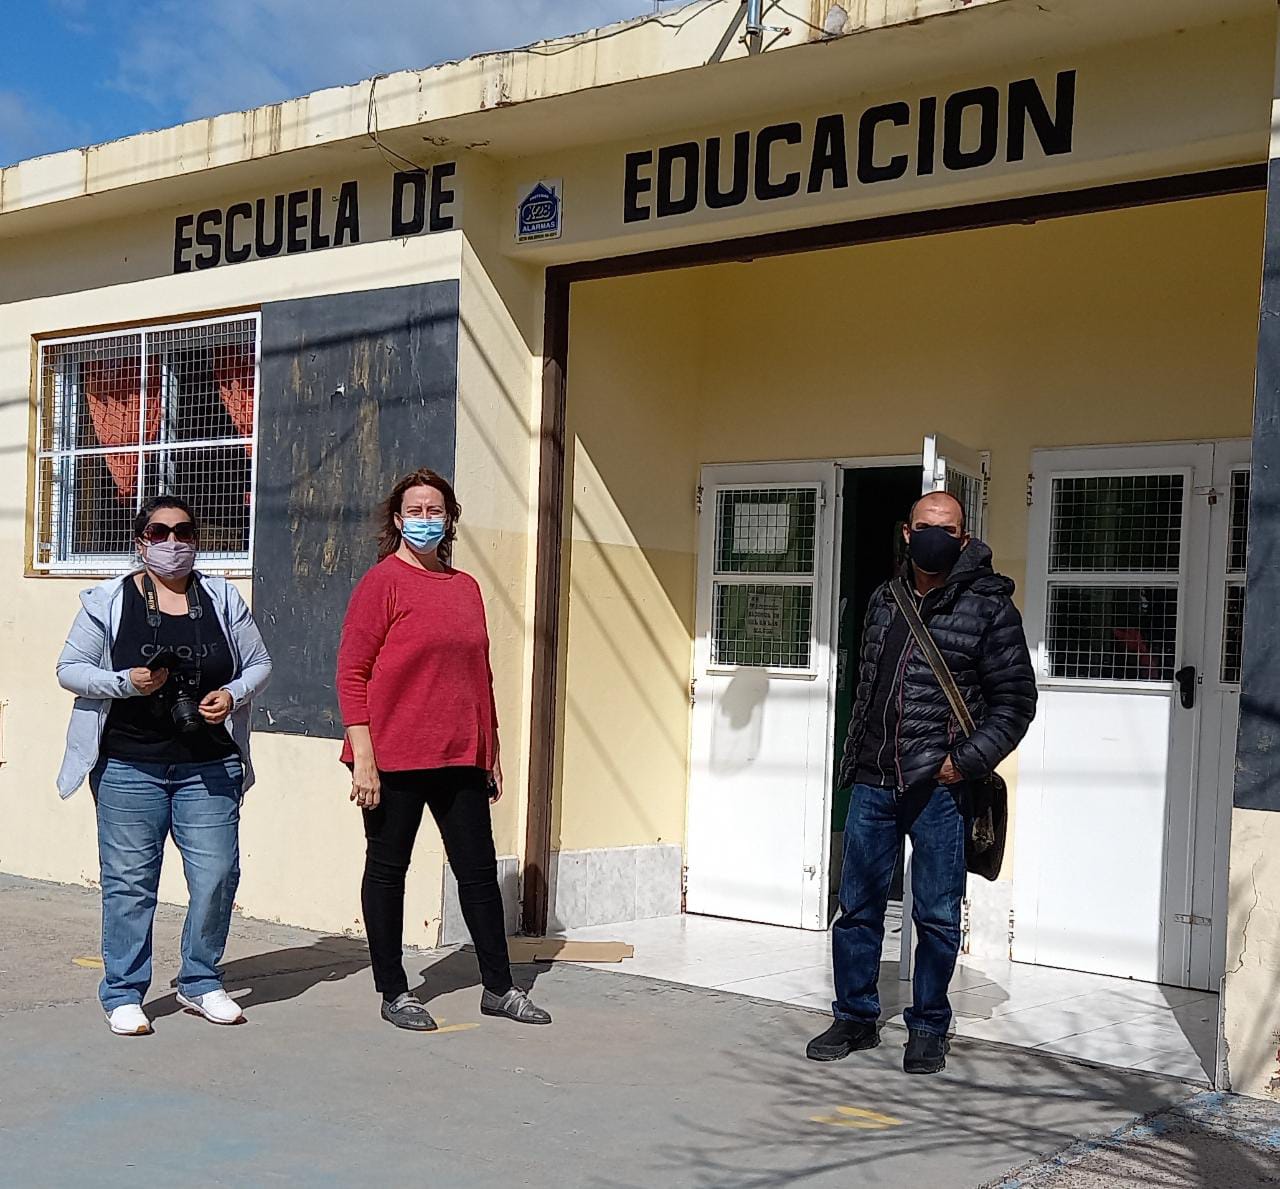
top-left (142, 575), bottom-right (205, 687)
top-left (142, 573), bottom-right (203, 629)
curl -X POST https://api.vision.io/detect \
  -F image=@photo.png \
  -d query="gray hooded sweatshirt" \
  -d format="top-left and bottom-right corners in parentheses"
top-left (55, 573), bottom-right (273, 797)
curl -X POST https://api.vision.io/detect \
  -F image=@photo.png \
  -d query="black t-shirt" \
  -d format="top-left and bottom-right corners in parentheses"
top-left (102, 578), bottom-right (238, 765)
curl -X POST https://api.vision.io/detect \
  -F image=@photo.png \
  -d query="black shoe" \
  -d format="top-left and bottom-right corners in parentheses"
top-left (806, 1018), bottom-right (880, 1062)
top-left (903, 1028), bottom-right (949, 1074)
top-left (381, 992), bottom-right (438, 1032)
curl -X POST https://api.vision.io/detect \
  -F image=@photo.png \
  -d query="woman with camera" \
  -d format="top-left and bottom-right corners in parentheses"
top-left (337, 468), bottom-right (551, 1032)
top-left (56, 495), bottom-right (272, 1036)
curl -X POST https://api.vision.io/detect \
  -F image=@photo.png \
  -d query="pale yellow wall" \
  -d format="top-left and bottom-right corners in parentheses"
top-left (455, 159), bottom-right (545, 858)
top-left (0, 227), bottom-right (475, 949)
top-left (558, 191), bottom-right (1265, 862)
top-left (557, 271), bottom-right (709, 851)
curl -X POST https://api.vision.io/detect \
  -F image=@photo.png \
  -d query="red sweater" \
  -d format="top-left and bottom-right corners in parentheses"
top-left (337, 556), bottom-right (498, 772)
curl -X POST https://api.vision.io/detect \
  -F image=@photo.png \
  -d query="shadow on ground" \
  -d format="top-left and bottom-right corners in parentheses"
top-left (147, 938), bottom-right (551, 1021)
top-left (588, 976), bottom-right (1233, 1189)
top-left (149, 935), bottom-right (372, 1019)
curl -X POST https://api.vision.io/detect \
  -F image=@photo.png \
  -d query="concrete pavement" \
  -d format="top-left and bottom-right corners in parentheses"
top-left (1, 874), bottom-right (1269, 1188)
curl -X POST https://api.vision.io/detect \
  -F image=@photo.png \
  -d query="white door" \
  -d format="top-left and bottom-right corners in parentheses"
top-left (924, 433), bottom-right (989, 538)
top-left (900, 433), bottom-right (990, 976)
top-left (1188, 441), bottom-right (1250, 987)
top-left (686, 463), bottom-right (839, 929)
top-left (1014, 442), bottom-right (1242, 988)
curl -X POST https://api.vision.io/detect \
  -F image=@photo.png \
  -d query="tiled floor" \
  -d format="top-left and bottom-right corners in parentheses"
top-left (562, 911), bottom-right (1218, 1084)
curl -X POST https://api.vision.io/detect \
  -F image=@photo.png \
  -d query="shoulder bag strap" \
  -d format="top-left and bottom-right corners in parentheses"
top-left (889, 577), bottom-right (976, 738)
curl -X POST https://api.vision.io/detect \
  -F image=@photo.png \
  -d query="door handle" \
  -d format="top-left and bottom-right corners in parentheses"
top-left (1175, 665), bottom-right (1197, 710)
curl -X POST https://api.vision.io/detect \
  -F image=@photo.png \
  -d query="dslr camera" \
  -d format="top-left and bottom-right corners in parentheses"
top-left (148, 649), bottom-right (204, 734)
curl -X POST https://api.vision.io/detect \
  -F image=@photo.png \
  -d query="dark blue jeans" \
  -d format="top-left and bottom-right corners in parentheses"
top-left (832, 782), bottom-right (967, 1037)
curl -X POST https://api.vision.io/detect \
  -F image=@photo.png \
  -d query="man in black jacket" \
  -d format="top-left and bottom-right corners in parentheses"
top-left (807, 491), bottom-right (1036, 1075)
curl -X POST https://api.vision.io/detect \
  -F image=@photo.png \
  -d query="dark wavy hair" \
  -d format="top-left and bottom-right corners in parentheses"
top-left (376, 468), bottom-right (461, 563)
top-left (133, 495), bottom-right (199, 541)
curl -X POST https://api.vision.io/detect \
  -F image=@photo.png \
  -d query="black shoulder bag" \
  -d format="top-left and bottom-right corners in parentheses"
top-left (889, 577), bottom-right (1007, 882)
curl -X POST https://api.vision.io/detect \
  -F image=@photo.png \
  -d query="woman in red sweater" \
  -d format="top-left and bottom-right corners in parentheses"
top-left (337, 468), bottom-right (551, 1031)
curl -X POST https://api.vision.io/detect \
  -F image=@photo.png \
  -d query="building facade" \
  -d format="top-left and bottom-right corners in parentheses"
top-left (3, 0), bottom-right (1280, 1099)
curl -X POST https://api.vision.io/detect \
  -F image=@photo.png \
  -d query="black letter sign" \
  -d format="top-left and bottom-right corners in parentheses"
top-left (429, 162), bottom-right (457, 232)
top-left (392, 172), bottom-right (427, 236)
top-left (173, 215), bottom-right (195, 274)
top-left (657, 142), bottom-right (700, 218)
top-left (755, 123), bottom-right (803, 201)
top-left (1007, 70), bottom-right (1076, 162)
top-left (807, 115), bottom-right (849, 195)
top-left (857, 103), bottom-right (910, 184)
top-left (707, 132), bottom-right (751, 208)
top-left (624, 150), bottom-right (654, 223)
top-left (943, 87), bottom-right (1001, 171)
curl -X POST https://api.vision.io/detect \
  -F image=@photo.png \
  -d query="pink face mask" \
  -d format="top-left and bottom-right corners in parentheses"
top-left (143, 540), bottom-right (197, 579)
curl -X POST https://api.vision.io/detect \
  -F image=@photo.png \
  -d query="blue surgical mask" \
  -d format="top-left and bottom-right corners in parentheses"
top-left (400, 516), bottom-right (447, 553)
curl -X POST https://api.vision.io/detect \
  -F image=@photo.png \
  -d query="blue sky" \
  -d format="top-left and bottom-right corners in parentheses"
top-left (0, 0), bottom-right (667, 168)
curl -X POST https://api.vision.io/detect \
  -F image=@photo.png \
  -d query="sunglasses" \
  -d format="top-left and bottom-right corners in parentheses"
top-left (140, 522), bottom-right (197, 544)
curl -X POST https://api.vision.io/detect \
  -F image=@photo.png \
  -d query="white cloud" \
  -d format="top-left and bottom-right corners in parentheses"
top-left (114, 0), bottom-right (672, 123)
top-left (0, 90), bottom-right (89, 168)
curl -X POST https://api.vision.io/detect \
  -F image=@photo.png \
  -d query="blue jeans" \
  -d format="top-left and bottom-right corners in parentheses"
top-left (832, 783), bottom-right (967, 1037)
top-left (91, 756), bottom-right (242, 1012)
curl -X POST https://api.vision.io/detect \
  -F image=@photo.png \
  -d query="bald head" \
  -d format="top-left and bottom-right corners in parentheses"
top-left (908, 491), bottom-right (966, 533)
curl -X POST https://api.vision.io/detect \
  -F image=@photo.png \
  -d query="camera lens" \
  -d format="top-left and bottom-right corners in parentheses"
top-left (170, 687), bottom-right (203, 734)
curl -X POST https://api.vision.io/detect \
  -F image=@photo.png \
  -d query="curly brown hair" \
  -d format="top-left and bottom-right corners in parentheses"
top-left (376, 468), bottom-right (462, 563)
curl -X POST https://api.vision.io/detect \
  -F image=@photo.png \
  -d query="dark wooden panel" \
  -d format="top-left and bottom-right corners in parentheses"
top-left (522, 270), bottom-right (569, 932)
top-left (1236, 159), bottom-right (1280, 812)
top-left (252, 281), bottom-right (458, 738)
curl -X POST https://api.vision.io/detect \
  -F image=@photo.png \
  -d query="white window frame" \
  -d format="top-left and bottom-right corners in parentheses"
top-left (706, 481), bottom-right (825, 679)
top-left (33, 312), bottom-right (261, 577)
top-left (1033, 462), bottom-right (1193, 694)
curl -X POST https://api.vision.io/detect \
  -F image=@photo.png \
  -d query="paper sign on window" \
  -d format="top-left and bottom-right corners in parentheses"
top-left (733, 502), bottom-right (789, 555)
top-left (745, 590), bottom-right (784, 639)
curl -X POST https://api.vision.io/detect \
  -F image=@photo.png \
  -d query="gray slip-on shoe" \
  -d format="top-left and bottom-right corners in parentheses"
top-left (480, 988), bottom-right (552, 1025)
top-left (381, 992), bottom-right (438, 1032)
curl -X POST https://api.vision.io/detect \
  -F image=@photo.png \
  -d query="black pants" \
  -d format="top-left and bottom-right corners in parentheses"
top-left (361, 767), bottom-right (512, 999)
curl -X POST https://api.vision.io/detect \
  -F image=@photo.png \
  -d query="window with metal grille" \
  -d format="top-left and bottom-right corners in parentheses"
top-left (710, 486), bottom-right (819, 671)
top-left (1044, 472), bottom-right (1185, 683)
top-left (1221, 469), bottom-right (1250, 685)
top-left (34, 315), bottom-right (259, 574)
top-left (945, 470), bottom-right (983, 540)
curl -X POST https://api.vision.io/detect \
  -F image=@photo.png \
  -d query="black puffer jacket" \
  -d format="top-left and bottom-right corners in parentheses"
top-left (838, 540), bottom-right (1037, 792)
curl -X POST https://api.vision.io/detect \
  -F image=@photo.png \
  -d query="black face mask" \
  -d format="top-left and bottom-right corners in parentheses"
top-left (908, 525), bottom-right (964, 575)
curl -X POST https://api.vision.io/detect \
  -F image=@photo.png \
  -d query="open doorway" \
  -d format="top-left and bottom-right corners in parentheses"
top-left (829, 465), bottom-right (921, 919)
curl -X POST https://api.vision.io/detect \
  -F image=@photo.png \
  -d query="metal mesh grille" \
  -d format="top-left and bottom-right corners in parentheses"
top-left (1228, 470), bottom-right (1250, 574)
top-left (712, 583), bottom-right (813, 669)
top-left (715, 488), bottom-right (817, 575)
top-left (1045, 585), bottom-right (1179, 682)
top-left (1049, 475), bottom-right (1184, 574)
top-left (946, 469), bottom-right (983, 538)
top-left (1221, 583), bottom-right (1245, 685)
top-left (36, 316), bottom-right (257, 571)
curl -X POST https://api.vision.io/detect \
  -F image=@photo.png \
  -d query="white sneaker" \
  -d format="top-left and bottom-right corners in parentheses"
top-left (106, 1004), bottom-right (153, 1036)
top-left (176, 988), bottom-right (245, 1025)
